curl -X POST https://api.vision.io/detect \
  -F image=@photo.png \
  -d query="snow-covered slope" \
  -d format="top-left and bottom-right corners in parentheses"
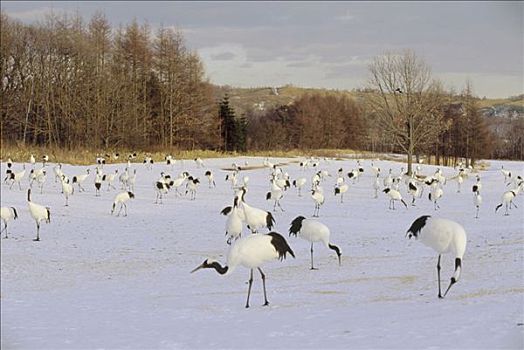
top-left (1, 156), bottom-right (523, 349)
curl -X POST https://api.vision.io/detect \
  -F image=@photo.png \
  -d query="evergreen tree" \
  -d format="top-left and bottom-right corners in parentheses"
top-left (235, 115), bottom-right (248, 152)
top-left (219, 94), bottom-right (236, 152)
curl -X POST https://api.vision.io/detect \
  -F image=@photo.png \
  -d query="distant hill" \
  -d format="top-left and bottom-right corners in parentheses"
top-left (477, 95), bottom-right (524, 119)
top-left (212, 85), bottom-right (363, 116)
top-left (212, 85), bottom-right (524, 119)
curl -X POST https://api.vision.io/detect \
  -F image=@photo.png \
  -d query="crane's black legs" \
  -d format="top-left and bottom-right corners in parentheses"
top-left (245, 269), bottom-right (254, 308)
top-left (437, 255), bottom-right (442, 298)
top-left (258, 267), bottom-right (269, 306)
top-left (310, 242), bottom-right (318, 270)
top-left (34, 222), bottom-right (40, 241)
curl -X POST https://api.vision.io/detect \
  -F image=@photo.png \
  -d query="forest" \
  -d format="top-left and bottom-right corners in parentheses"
top-left (1, 12), bottom-right (522, 164)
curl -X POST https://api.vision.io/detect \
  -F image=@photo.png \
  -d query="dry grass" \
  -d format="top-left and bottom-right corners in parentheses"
top-left (477, 96), bottom-right (524, 109)
top-left (0, 142), bottom-right (372, 166)
top-left (0, 142), bottom-right (493, 170)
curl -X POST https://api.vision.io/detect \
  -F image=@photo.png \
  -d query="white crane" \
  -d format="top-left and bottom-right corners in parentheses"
top-left (429, 185), bottom-right (444, 211)
top-left (288, 216), bottom-right (341, 270)
top-left (1, 206), bottom-right (18, 239)
top-left (96, 154), bottom-right (106, 167)
top-left (406, 215), bottom-right (467, 298)
top-left (61, 175), bottom-right (74, 206)
top-left (238, 188), bottom-right (276, 234)
top-left (155, 177), bottom-right (170, 204)
top-left (334, 183), bottom-right (349, 203)
top-left (454, 170), bottom-right (465, 193)
top-left (127, 169), bottom-right (137, 192)
top-left (111, 191), bottom-right (135, 216)
top-left (3, 158), bottom-right (13, 184)
top-left (8, 165), bottom-right (26, 190)
top-left (473, 187), bottom-right (482, 219)
top-left (373, 173), bottom-right (381, 199)
top-left (495, 190), bottom-right (518, 216)
top-left (500, 165), bottom-right (511, 183)
top-left (194, 157), bottom-right (205, 168)
top-left (191, 232), bottom-right (295, 308)
top-left (53, 163), bottom-right (63, 183)
top-left (72, 169), bottom-right (90, 192)
top-left (293, 177), bottom-right (307, 197)
top-left (165, 155), bottom-right (175, 168)
top-left (408, 180), bottom-right (421, 206)
top-left (102, 169), bottom-right (118, 191)
top-left (94, 170), bottom-right (103, 197)
top-left (383, 188), bottom-right (408, 210)
top-left (119, 168), bottom-right (130, 190)
top-left (29, 167), bottom-right (47, 194)
top-left (185, 177), bottom-right (200, 200)
top-left (205, 170), bottom-right (216, 188)
top-left (266, 179), bottom-right (284, 211)
top-left (143, 155), bottom-right (154, 170)
top-left (171, 172), bottom-right (189, 196)
top-left (347, 169), bottom-right (360, 183)
top-left (27, 188), bottom-right (50, 241)
top-left (221, 196), bottom-right (244, 244)
top-left (311, 189), bottom-right (325, 217)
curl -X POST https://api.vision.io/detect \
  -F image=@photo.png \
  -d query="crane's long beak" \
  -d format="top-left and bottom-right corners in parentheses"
top-left (190, 264), bottom-right (204, 273)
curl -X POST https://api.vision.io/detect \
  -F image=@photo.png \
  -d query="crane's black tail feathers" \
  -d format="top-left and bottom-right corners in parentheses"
top-left (268, 232), bottom-right (295, 260)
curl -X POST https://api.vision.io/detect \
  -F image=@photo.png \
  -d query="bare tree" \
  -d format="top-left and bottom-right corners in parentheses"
top-left (367, 50), bottom-right (446, 174)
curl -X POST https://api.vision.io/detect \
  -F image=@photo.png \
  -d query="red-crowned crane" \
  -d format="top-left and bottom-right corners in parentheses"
top-left (191, 232), bottom-right (295, 308)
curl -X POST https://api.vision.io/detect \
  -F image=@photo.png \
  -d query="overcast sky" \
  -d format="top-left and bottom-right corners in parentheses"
top-left (2, 1), bottom-right (523, 98)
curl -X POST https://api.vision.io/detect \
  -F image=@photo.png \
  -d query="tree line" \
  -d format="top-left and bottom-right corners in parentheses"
top-left (1, 11), bottom-right (219, 150)
top-left (1, 12), bottom-right (520, 165)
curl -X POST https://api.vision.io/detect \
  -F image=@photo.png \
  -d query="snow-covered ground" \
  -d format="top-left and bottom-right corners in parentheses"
top-left (1, 156), bottom-right (523, 349)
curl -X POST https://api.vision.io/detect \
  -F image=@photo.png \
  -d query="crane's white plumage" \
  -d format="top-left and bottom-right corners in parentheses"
top-left (191, 232), bottom-right (295, 308)
top-left (334, 183), bottom-right (349, 203)
top-left (237, 188), bottom-right (275, 234)
top-left (266, 179), bottom-right (284, 211)
top-left (407, 215), bottom-right (467, 298)
top-left (289, 216), bottom-right (341, 269)
top-left (472, 183), bottom-right (482, 218)
top-left (73, 169), bottom-right (89, 192)
top-left (221, 196), bottom-right (244, 244)
top-left (292, 177), bottom-right (307, 197)
top-left (1, 206), bottom-right (18, 239)
top-left (311, 189), bottom-right (325, 217)
top-left (429, 186), bottom-right (444, 210)
top-left (495, 190), bottom-right (518, 216)
top-left (205, 170), bottom-right (216, 188)
top-left (8, 165), bottom-right (26, 190)
top-left (111, 191), bottom-right (135, 216)
top-left (27, 188), bottom-right (50, 241)
top-left (383, 188), bottom-right (408, 210)
top-left (61, 175), bottom-right (74, 206)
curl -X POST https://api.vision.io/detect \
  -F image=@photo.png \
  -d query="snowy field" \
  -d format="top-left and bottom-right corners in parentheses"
top-left (1, 155), bottom-right (523, 349)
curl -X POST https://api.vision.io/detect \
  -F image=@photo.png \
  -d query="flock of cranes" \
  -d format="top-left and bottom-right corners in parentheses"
top-left (1, 152), bottom-right (523, 308)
